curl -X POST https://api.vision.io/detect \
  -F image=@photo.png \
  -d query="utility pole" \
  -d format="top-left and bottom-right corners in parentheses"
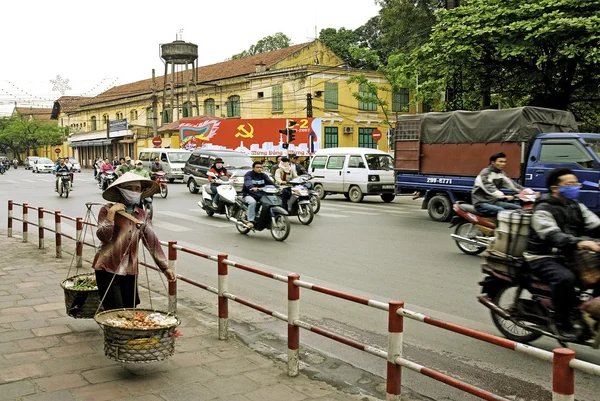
top-left (306, 93), bottom-right (313, 118)
top-left (152, 69), bottom-right (158, 138)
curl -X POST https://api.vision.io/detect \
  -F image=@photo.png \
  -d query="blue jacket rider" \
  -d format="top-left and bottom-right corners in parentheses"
top-left (243, 161), bottom-right (275, 228)
top-left (53, 158), bottom-right (72, 192)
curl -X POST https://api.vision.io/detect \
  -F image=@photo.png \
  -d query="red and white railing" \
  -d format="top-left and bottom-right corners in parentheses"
top-left (7, 200), bottom-right (600, 401)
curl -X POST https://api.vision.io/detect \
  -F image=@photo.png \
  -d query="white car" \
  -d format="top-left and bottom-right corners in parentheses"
top-left (67, 157), bottom-right (81, 172)
top-left (25, 156), bottom-right (39, 170)
top-left (33, 157), bottom-right (55, 173)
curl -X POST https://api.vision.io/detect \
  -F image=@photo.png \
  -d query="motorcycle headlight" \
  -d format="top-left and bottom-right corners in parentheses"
top-left (292, 188), bottom-right (302, 195)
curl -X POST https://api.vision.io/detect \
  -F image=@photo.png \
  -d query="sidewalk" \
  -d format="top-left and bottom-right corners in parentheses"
top-left (0, 232), bottom-right (388, 401)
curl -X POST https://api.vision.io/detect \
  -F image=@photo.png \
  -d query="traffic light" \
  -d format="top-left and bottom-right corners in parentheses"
top-left (287, 129), bottom-right (296, 143)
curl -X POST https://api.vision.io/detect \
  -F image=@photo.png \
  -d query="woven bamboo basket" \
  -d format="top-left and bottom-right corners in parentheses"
top-left (94, 308), bottom-right (180, 363)
top-left (60, 273), bottom-right (103, 319)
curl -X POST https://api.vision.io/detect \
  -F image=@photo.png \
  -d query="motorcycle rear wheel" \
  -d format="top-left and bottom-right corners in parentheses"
top-left (235, 209), bottom-right (251, 235)
top-left (297, 203), bottom-right (314, 225)
top-left (454, 222), bottom-right (486, 255)
top-left (271, 215), bottom-right (290, 241)
top-left (310, 195), bottom-right (320, 214)
top-left (490, 285), bottom-right (543, 343)
top-left (160, 185), bottom-right (168, 198)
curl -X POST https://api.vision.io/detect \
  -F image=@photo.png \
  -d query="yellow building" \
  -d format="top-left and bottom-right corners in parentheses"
top-left (64, 40), bottom-right (416, 167)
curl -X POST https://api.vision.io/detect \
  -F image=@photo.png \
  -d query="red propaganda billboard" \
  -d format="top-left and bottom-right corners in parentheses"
top-left (179, 118), bottom-right (322, 157)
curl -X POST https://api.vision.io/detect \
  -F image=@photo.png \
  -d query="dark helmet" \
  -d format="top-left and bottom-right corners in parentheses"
top-left (214, 158), bottom-right (224, 164)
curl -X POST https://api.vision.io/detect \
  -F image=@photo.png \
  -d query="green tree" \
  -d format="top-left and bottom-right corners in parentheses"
top-left (398, 0), bottom-right (600, 122)
top-left (347, 74), bottom-right (394, 131)
top-left (231, 32), bottom-right (291, 59)
top-left (0, 117), bottom-right (65, 158)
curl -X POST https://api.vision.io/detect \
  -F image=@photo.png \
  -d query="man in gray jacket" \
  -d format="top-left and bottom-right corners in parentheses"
top-left (472, 152), bottom-right (525, 216)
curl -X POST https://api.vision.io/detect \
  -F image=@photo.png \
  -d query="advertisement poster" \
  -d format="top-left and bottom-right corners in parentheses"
top-left (179, 117), bottom-right (322, 156)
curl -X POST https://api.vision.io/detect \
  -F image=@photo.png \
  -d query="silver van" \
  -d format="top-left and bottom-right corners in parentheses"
top-left (138, 148), bottom-right (191, 182)
top-left (308, 147), bottom-right (396, 203)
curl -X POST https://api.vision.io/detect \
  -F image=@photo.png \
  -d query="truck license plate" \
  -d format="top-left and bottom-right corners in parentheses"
top-left (382, 185), bottom-right (394, 189)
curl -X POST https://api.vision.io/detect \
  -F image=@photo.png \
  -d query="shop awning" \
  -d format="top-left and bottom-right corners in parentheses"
top-left (68, 129), bottom-right (131, 148)
top-left (70, 139), bottom-right (114, 148)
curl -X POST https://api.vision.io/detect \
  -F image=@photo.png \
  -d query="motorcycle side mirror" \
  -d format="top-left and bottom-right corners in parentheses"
top-left (230, 172), bottom-right (236, 179)
top-left (207, 172), bottom-right (217, 177)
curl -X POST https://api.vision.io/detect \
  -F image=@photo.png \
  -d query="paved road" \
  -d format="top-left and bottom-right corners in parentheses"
top-left (1, 168), bottom-right (599, 400)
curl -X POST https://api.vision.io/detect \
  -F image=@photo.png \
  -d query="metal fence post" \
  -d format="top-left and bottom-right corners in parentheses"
top-left (38, 207), bottom-right (44, 249)
top-left (168, 241), bottom-right (177, 314)
top-left (387, 301), bottom-right (404, 401)
top-left (217, 253), bottom-right (229, 340)
top-left (55, 211), bottom-right (62, 258)
top-left (287, 273), bottom-right (300, 377)
top-left (553, 348), bottom-right (575, 401)
top-left (75, 217), bottom-right (83, 267)
top-left (7, 200), bottom-right (13, 237)
top-left (22, 203), bottom-right (28, 242)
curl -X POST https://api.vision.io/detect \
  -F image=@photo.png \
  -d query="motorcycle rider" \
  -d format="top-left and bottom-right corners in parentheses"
top-left (525, 167), bottom-right (600, 341)
top-left (243, 161), bottom-right (276, 229)
top-left (289, 154), bottom-right (306, 176)
top-left (52, 157), bottom-right (72, 192)
top-left (12, 158), bottom-right (18, 169)
top-left (270, 156), bottom-right (282, 177)
top-left (99, 157), bottom-right (115, 189)
top-left (472, 152), bottom-right (528, 216)
top-left (150, 157), bottom-right (164, 181)
top-left (111, 156), bottom-right (120, 168)
top-left (208, 158), bottom-right (230, 208)
top-left (131, 160), bottom-right (151, 179)
top-left (274, 157), bottom-right (297, 209)
top-left (115, 157), bottom-right (131, 177)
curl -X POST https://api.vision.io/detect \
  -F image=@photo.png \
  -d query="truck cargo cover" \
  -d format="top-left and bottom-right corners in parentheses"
top-left (398, 107), bottom-right (578, 144)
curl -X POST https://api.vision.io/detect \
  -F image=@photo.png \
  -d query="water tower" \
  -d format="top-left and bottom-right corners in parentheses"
top-left (160, 31), bottom-right (199, 123)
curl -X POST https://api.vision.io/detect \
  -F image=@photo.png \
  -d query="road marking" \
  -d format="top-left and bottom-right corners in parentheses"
top-left (22, 180), bottom-right (36, 183)
top-left (317, 212), bottom-right (346, 218)
top-left (0, 179), bottom-right (17, 184)
top-left (342, 210), bottom-right (380, 216)
top-left (156, 210), bottom-right (230, 228)
top-left (151, 220), bottom-right (193, 232)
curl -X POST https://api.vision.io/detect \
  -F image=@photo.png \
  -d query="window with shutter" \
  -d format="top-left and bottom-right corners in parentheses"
top-left (324, 82), bottom-right (338, 110)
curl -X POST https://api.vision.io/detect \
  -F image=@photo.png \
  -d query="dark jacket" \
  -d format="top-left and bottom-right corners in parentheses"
top-left (472, 164), bottom-right (524, 206)
top-left (150, 162), bottom-right (164, 173)
top-left (527, 194), bottom-right (600, 257)
top-left (243, 171), bottom-right (274, 196)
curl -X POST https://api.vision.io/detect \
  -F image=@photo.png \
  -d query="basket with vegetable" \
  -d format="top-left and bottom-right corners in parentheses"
top-left (94, 308), bottom-right (180, 363)
top-left (60, 273), bottom-right (103, 319)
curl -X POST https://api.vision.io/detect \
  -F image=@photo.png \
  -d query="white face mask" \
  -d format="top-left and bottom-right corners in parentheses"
top-left (135, 165), bottom-right (143, 170)
top-left (280, 162), bottom-right (290, 169)
top-left (215, 163), bottom-right (224, 169)
top-left (117, 187), bottom-right (142, 205)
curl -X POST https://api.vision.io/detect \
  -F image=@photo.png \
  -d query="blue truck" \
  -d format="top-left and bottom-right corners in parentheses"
top-left (393, 107), bottom-right (600, 221)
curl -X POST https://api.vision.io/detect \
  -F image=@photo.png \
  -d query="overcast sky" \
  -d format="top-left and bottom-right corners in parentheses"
top-left (0, 0), bottom-right (381, 116)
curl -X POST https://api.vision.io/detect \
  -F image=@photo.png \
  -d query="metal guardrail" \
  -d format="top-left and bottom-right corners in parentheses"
top-left (7, 199), bottom-right (600, 401)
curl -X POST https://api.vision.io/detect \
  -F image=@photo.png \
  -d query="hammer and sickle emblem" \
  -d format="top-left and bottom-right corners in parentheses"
top-left (235, 123), bottom-right (254, 138)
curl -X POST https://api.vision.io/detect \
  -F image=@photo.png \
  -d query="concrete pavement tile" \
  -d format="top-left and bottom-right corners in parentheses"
top-left (243, 369), bottom-right (280, 386)
top-left (0, 306), bottom-right (34, 315)
top-left (47, 316), bottom-right (78, 325)
top-left (207, 344), bottom-right (254, 359)
top-left (71, 382), bottom-right (129, 401)
top-left (68, 320), bottom-right (102, 332)
top-left (0, 363), bottom-right (46, 383)
top-left (85, 354), bottom-right (121, 368)
top-left (17, 335), bottom-right (61, 350)
top-left (21, 390), bottom-right (77, 401)
top-left (158, 383), bottom-right (217, 401)
top-left (11, 319), bottom-right (49, 330)
top-left (26, 310), bottom-right (60, 320)
top-left (44, 295), bottom-right (66, 303)
top-left (4, 350), bottom-right (51, 364)
top-left (204, 356), bottom-right (260, 376)
top-left (32, 324), bottom-right (72, 336)
top-left (33, 302), bottom-right (65, 312)
top-left (0, 294), bottom-right (24, 302)
top-left (15, 281), bottom-right (45, 289)
top-left (0, 342), bottom-right (20, 355)
top-left (164, 365), bottom-right (217, 385)
top-left (213, 396), bottom-right (251, 401)
top-left (243, 353), bottom-right (277, 368)
top-left (0, 380), bottom-right (36, 400)
top-left (175, 336), bottom-right (220, 352)
top-left (16, 297), bottom-right (52, 306)
top-left (203, 375), bottom-right (260, 397)
top-left (0, 329), bottom-right (35, 343)
top-left (114, 395), bottom-right (164, 401)
top-left (47, 343), bottom-right (96, 357)
top-left (22, 290), bottom-right (59, 299)
top-left (288, 382), bottom-right (334, 398)
top-left (42, 356), bottom-right (97, 374)
top-left (0, 301), bottom-right (17, 310)
top-left (124, 361), bottom-right (177, 376)
top-left (244, 383), bottom-right (308, 401)
top-left (171, 350), bottom-right (221, 368)
top-left (0, 314), bottom-right (27, 324)
top-left (81, 365), bottom-right (134, 384)
top-left (114, 375), bottom-right (174, 395)
top-left (33, 373), bottom-right (88, 391)
top-left (61, 330), bottom-right (102, 344)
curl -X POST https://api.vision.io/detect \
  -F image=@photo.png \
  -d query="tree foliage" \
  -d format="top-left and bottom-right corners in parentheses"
top-left (0, 117), bottom-right (65, 158)
top-left (231, 33), bottom-right (291, 59)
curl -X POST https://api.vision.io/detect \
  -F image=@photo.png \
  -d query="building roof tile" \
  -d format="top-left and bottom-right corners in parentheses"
top-left (14, 107), bottom-right (53, 121)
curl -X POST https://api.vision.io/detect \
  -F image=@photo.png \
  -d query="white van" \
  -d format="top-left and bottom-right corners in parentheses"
top-left (308, 148), bottom-right (396, 203)
top-left (138, 148), bottom-right (191, 182)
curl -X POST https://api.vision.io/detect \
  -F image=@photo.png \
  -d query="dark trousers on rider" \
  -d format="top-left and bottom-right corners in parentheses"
top-left (475, 201), bottom-right (521, 216)
top-left (528, 257), bottom-right (576, 325)
top-left (281, 187), bottom-right (291, 210)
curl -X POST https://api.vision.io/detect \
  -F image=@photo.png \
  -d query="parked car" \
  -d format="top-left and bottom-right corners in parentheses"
top-left (67, 157), bottom-right (81, 172)
top-left (25, 156), bottom-right (39, 170)
top-left (33, 157), bottom-right (55, 173)
top-left (183, 149), bottom-right (252, 194)
top-left (138, 148), bottom-right (191, 182)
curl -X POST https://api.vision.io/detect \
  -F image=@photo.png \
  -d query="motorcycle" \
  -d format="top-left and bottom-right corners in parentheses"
top-left (153, 171), bottom-right (168, 198)
top-left (478, 253), bottom-right (600, 346)
top-left (284, 177), bottom-right (315, 225)
top-left (234, 185), bottom-right (291, 242)
top-left (450, 192), bottom-right (537, 255)
top-left (98, 171), bottom-right (117, 191)
top-left (198, 172), bottom-right (239, 219)
top-left (56, 172), bottom-right (71, 198)
top-left (12, 160), bottom-right (17, 169)
top-left (0, 163), bottom-right (5, 175)
top-left (299, 175), bottom-right (321, 214)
